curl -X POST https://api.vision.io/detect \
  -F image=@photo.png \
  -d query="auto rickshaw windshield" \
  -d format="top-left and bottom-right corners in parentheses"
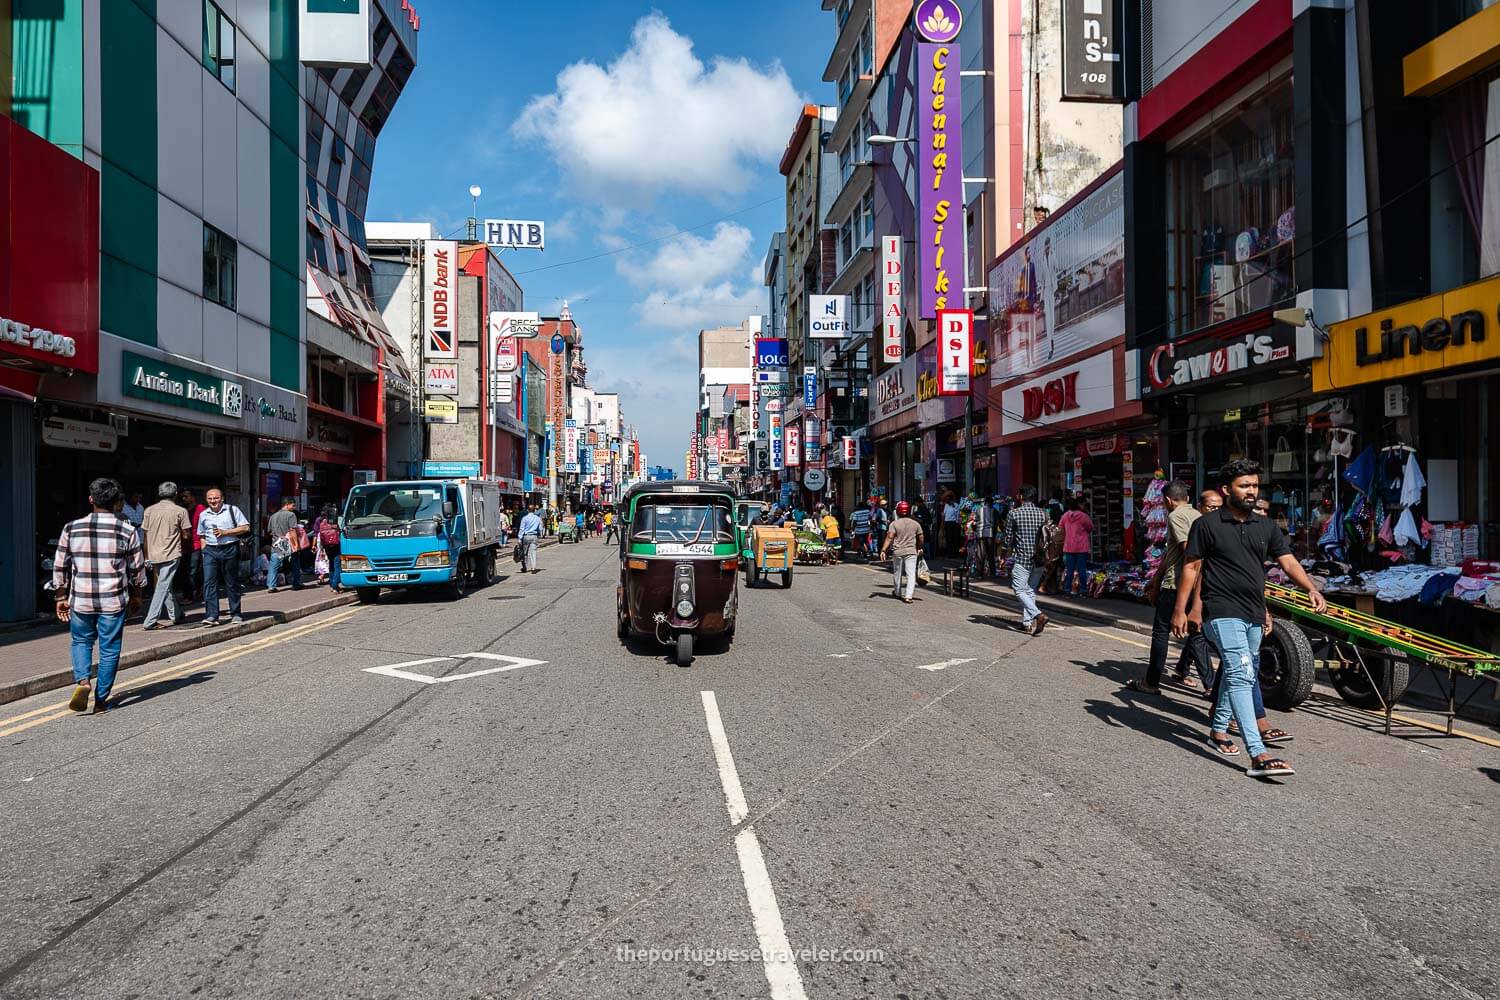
top-left (630, 500), bottom-right (734, 544)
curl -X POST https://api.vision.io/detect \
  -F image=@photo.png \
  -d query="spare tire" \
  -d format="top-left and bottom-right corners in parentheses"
top-left (1259, 617), bottom-right (1315, 710)
top-left (1329, 647), bottom-right (1412, 709)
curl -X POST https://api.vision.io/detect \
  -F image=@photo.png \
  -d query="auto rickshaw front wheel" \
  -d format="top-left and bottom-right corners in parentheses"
top-left (676, 632), bottom-right (694, 666)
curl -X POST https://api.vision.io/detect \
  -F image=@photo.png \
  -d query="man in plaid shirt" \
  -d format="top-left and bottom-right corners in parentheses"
top-left (52, 477), bottom-right (147, 714)
top-left (1002, 484), bottom-right (1051, 635)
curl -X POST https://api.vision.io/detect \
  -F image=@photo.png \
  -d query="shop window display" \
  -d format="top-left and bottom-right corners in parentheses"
top-left (1167, 80), bottom-right (1296, 337)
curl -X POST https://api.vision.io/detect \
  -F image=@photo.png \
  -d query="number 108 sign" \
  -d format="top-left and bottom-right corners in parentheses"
top-left (938, 309), bottom-right (973, 396)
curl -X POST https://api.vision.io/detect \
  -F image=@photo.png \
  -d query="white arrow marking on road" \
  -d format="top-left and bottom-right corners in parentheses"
top-left (916, 657), bottom-right (975, 672)
top-left (701, 691), bottom-right (808, 1000)
top-left (363, 653), bottom-right (546, 685)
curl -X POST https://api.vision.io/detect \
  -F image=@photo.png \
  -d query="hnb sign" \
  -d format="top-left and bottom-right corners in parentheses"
top-left (484, 219), bottom-right (546, 251)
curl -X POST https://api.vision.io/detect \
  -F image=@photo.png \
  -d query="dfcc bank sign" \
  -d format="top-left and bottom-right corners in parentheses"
top-left (0, 116), bottom-right (100, 381)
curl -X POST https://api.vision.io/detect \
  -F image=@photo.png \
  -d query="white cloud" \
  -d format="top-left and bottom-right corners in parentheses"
top-left (636, 283), bottom-right (765, 330)
top-left (617, 222), bottom-right (754, 289)
top-left (512, 13), bottom-right (802, 202)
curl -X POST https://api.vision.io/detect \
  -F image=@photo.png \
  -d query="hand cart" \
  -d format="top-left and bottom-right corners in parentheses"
top-left (1263, 582), bottom-right (1500, 736)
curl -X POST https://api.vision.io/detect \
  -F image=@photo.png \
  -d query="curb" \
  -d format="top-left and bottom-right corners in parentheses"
top-left (0, 592), bottom-right (358, 708)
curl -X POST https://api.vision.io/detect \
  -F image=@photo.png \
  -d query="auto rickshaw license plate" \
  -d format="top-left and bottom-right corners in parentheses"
top-left (656, 543), bottom-right (715, 555)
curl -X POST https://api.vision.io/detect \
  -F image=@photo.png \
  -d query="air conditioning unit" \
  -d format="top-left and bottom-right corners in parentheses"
top-left (108, 413), bottom-right (129, 435)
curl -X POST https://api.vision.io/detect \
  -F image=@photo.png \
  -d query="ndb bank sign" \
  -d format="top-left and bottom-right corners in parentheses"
top-left (809, 295), bottom-right (851, 339)
top-left (485, 219), bottom-right (546, 251)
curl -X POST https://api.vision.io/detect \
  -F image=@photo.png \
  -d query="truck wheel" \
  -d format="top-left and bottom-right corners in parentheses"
top-left (1259, 618), bottom-right (1315, 709)
top-left (675, 632), bottom-right (694, 666)
top-left (447, 557), bottom-right (468, 601)
top-left (1330, 648), bottom-right (1412, 709)
top-left (479, 550), bottom-right (495, 586)
top-left (355, 587), bottom-right (380, 605)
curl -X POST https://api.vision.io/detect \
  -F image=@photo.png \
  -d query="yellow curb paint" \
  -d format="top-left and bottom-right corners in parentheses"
top-left (0, 608), bottom-right (363, 738)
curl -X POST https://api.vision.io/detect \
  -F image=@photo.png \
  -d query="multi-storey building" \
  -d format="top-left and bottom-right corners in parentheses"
top-left (2, 0), bottom-right (323, 621)
top-left (300, 0), bottom-right (420, 509)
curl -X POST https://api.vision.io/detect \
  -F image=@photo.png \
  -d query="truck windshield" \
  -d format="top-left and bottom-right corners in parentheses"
top-left (631, 501), bottom-right (733, 544)
top-left (345, 486), bottom-right (445, 527)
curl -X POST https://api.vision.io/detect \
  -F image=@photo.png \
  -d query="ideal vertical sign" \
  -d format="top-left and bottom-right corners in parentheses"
top-left (1061, 0), bottom-right (1126, 102)
top-left (881, 236), bottom-right (904, 363)
top-left (423, 240), bottom-right (458, 360)
top-left (938, 309), bottom-right (973, 396)
top-left (918, 43), bottom-right (965, 319)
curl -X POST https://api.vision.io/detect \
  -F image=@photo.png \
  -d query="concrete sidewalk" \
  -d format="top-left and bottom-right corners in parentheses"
top-left (0, 585), bottom-right (359, 706)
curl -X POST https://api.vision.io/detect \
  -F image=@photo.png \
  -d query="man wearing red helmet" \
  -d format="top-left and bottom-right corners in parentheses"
top-left (881, 500), bottom-right (925, 603)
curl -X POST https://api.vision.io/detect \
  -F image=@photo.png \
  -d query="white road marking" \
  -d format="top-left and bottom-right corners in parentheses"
top-left (734, 827), bottom-right (810, 1000)
top-left (363, 653), bottom-right (546, 685)
top-left (916, 657), bottom-right (975, 672)
top-left (700, 691), bottom-right (749, 825)
top-left (701, 691), bottom-right (809, 1000)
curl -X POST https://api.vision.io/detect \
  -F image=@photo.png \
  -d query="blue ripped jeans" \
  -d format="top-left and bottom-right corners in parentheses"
top-left (1204, 618), bottom-right (1268, 759)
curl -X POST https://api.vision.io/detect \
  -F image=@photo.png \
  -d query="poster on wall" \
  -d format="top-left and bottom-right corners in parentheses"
top-left (938, 310), bottom-right (973, 396)
top-left (987, 169), bottom-right (1124, 381)
top-left (423, 240), bottom-right (458, 360)
top-left (917, 42), bottom-right (965, 319)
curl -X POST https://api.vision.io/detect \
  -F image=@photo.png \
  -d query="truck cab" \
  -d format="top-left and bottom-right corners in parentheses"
top-left (339, 479), bottom-right (495, 601)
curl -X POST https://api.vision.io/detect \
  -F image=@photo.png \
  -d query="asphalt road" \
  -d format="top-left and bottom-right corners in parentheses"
top-left (0, 539), bottom-right (1496, 1000)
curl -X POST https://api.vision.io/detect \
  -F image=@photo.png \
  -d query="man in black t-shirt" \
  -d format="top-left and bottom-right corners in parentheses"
top-left (1172, 459), bottom-right (1326, 779)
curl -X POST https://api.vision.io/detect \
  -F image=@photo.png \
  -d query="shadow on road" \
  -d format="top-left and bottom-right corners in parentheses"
top-left (112, 670), bottom-right (217, 709)
top-left (968, 613), bottom-right (1028, 633)
top-left (1481, 767), bottom-right (1500, 783)
top-left (1082, 695), bottom-right (1237, 769)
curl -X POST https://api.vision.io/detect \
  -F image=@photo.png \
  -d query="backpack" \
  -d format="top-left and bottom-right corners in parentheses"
top-left (318, 520), bottom-right (340, 548)
top-left (1035, 521), bottom-right (1064, 565)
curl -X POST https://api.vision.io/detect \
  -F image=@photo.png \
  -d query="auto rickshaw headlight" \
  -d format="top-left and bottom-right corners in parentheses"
top-left (676, 599), bottom-right (694, 616)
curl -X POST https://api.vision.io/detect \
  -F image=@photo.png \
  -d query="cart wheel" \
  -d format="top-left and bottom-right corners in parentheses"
top-left (781, 566), bottom-right (793, 589)
top-left (1329, 647), bottom-right (1412, 709)
top-left (744, 561), bottom-right (756, 588)
top-left (676, 632), bottom-right (694, 666)
top-left (1259, 617), bottom-right (1315, 709)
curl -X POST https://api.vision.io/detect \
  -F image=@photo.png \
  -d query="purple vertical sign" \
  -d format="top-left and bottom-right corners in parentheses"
top-left (917, 42), bottom-right (964, 320)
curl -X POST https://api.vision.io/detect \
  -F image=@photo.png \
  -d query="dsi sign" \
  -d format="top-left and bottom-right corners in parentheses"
top-left (122, 352), bottom-right (242, 418)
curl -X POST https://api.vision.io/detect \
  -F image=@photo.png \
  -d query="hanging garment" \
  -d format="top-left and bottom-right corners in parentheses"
top-left (1343, 446), bottom-right (1376, 494)
top-left (1377, 514), bottom-right (1395, 546)
top-left (1330, 427), bottom-right (1357, 457)
top-left (1393, 508), bottom-right (1424, 547)
top-left (1400, 453), bottom-right (1426, 507)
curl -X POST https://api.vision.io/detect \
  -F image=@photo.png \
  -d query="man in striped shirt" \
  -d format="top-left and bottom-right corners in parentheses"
top-left (53, 477), bottom-right (147, 714)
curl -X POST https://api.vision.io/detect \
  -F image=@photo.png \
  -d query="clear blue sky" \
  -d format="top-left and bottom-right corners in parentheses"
top-left (368, 1), bottom-right (833, 470)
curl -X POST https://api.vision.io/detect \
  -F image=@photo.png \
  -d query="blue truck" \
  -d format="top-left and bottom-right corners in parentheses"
top-left (339, 478), bottom-right (505, 603)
